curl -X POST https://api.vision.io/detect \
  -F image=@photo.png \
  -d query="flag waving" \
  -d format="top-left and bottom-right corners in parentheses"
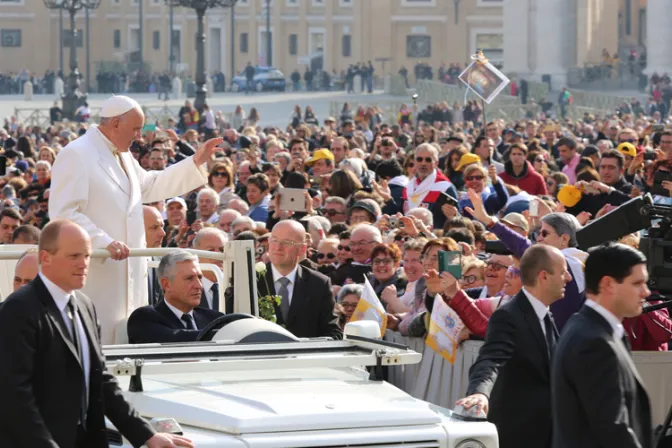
top-left (425, 293), bottom-right (465, 364)
top-left (350, 277), bottom-right (388, 337)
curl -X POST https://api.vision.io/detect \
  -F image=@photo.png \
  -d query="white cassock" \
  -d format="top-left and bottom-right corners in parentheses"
top-left (49, 125), bottom-right (208, 343)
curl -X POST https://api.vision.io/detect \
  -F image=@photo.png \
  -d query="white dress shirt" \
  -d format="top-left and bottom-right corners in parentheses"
top-left (271, 263), bottom-right (299, 305)
top-left (164, 299), bottom-right (198, 330)
top-left (39, 273), bottom-right (91, 401)
top-left (201, 277), bottom-right (215, 309)
top-left (585, 299), bottom-right (624, 339)
top-left (522, 287), bottom-right (550, 337)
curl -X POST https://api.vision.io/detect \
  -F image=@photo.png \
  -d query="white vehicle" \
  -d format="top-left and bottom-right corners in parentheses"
top-left (105, 319), bottom-right (498, 448)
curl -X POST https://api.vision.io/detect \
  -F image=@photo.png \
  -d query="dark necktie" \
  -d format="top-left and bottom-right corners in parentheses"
top-left (278, 277), bottom-right (291, 322)
top-left (621, 333), bottom-right (632, 352)
top-left (211, 283), bottom-right (219, 311)
top-left (66, 296), bottom-right (88, 427)
top-left (181, 313), bottom-right (197, 330)
top-left (544, 312), bottom-right (557, 357)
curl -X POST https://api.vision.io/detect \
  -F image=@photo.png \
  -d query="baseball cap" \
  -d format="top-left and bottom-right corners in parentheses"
top-left (616, 142), bottom-right (637, 158)
top-left (501, 213), bottom-right (529, 233)
top-left (306, 149), bottom-right (335, 166)
top-left (456, 153), bottom-right (481, 172)
top-left (166, 197), bottom-right (187, 209)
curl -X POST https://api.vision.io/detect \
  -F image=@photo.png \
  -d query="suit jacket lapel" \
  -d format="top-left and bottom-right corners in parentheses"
top-left (515, 292), bottom-right (550, 371)
top-left (198, 290), bottom-right (210, 309)
top-left (74, 293), bottom-right (103, 361)
top-left (286, 265), bottom-right (307, 327)
top-left (156, 301), bottom-right (186, 329)
top-left (34, 277), bottom-right (83, 369)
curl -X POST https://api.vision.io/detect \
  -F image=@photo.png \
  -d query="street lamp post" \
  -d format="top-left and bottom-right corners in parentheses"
top-left (43, 0), bottom-right (101, 119)
top-left (165, 0), bottom-right (238, 113)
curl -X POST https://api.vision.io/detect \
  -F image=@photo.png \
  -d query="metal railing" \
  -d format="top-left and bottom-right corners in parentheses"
top-left (0, 241), bottom-right (258, 317)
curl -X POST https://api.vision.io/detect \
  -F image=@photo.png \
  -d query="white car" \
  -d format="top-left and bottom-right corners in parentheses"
top-left (105, 319), bottom-right (498, 448)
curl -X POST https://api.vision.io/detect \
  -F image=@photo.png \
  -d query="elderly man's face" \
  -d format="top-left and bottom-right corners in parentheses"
top-left (194, 232), bottom-right (226, 270)
top-left (269, 223), bottom-right (306, 269)
top-left (349, 209), bottom-right (374, 225)
top-left (324, 202), bottom-right (346, 224)
top-left (161, 260), bottom-right (203, 309)
top-left (414, 149), bottom-right (436, 180)
top-left (198, 195), bottom-right (216, 218)
top-left (113, 108), bottom-right (144, 150)
top-left (218, 212), bottom-right (238, 233)
top-left (274, 156), bottom-right (289, 171)
top-left (350, 229), bottom-right (377, 264)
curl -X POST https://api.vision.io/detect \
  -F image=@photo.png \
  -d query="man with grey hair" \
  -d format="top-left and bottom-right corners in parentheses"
top-left (228, 197), bottom-right (250, 215)
top-left (192, 227), bottom-right (229, 312)
top-left (304, 215), bottom-right (331, 249)
top-left (218, 209), bottom-right (241, 234)
top-left (196, 187), bottom-right (220, 224)
top-left (232, 216), bottom-right (254, 236)
top-left (402, 142), bottom-right (457, 230)
top-left (323, 196), bottom-right (347, 224)
top-left (467, 189), bottom-right (586, 330)
top-left (49, 94), bottom-right (224, 343)
top-left (407, 207), bottom-right (434, 230)
top-left (127, 249), bottom-right (223, 343)
top-left (596, 139), bottom-right (614, 154)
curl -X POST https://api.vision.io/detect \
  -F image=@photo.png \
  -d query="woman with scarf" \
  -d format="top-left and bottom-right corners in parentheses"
top-left (458, 164), bottom-right (509, 219)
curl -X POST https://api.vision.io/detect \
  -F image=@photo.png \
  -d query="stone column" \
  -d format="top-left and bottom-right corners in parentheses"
top-left (503, 0), bottom-right (530, 75)
top-left (645, 0), bottom-right (672, 76)
top-left (531, 0), bottom-right (568, 90)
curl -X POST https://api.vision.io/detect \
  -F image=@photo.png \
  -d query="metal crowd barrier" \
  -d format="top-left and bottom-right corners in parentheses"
top-left (0, 241), bottom-right (258, 316)
top-left (384, 330), bottom-right (672, 426)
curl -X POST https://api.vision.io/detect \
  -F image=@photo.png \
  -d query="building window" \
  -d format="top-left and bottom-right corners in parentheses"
top-left (62, 29), bottom-right (84, 48)
top-left (240, 32), bottom-right (248, 53)
top-left (401, 0), bottom-right (436, 7)
top-left (153, 30), bottom-right (160, 50)
top-left (406, 35), bottom-right (431, 58)
top-left (339, 0), bottom-right (352, 6)
top-left (312, 0), bottom-right (324, 5)
top-left (476, 0), bottom-right (503, 6)
top-left (0, 0), bottom-right (24, 3)
top-left (342, 34), bottom-right (351, 57)
top-left (0, 29), bottom-right (21, 47)
top-left (475, 33), bottom-right (503, 63)
top-left (286, 0), bottom-right (298, 5)
top-left (113, 29), bottom-right (121, 48)
top-left (289, 34), bottom-right (298, 55)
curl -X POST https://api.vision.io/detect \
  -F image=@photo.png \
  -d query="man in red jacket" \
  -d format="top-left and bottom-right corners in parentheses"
top-left (499, 143), bottom-right (547, 195)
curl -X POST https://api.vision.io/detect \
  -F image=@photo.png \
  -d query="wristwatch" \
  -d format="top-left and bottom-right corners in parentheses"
top-left (486, 217), bottom-right (498, 230)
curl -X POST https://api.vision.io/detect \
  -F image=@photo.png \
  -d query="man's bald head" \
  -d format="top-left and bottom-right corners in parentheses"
top-left (143, 205), bottom-right (166, 248)
top-left (273, 220), bottom-right (306, 238)
top-left (14, 250), bottom-right (39, 291)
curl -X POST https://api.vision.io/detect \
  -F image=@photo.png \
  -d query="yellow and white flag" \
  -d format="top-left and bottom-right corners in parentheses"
top-left (425, 294), bottom-right (465, 364)
top-left (350, 277), bottom-right (388, 337)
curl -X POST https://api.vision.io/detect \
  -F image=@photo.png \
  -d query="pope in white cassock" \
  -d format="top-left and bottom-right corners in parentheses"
top-left (49, 95), bottom-right (223, 343)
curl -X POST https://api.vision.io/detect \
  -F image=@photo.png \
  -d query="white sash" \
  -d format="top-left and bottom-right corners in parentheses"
top-left (405, 170), bottom-right (437, 211)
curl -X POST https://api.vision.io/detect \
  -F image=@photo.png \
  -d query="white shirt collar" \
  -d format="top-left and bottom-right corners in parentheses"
top-left (39, 272), bottom-right (73, 312)
top-left (271, 263), bottom-right (299, 285)
top-left (164, 298), bottom-right (194, 323)
top-left (585, 299), bottom-right (625, 339)
top-left (94, 125), bottom-right (122, 155)
top-left (522, 287), bottom-right (549, 321)
top-left (201, 276), bottom-right (214, 291)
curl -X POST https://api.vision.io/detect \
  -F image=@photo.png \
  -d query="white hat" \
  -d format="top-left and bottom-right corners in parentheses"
top-left (166, 197), bottom-right (187, 209)
top-left (99, 95), bottom-right (141, 118)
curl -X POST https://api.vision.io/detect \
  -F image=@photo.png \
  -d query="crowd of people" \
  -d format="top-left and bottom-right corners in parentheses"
top-left (0, 89), bottom-right (671, 446)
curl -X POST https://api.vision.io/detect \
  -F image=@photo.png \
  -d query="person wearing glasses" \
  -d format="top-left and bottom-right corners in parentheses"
top-left (368, 243), bottom-right (408, 306)
top-left (458, 164), bottom-right (509, 220)
top-left (401, 143), bottom-right (458, 230)
top-left (257, 220), bottom-right (341, 339)
top-left (322, 196), bottom-right (347, 224)
top-left (316, 238), bottom-right (339, 266)
top-left (336, 284), bottom-right (364, 324)
top-left (466, 189), bottom-right (587, 331)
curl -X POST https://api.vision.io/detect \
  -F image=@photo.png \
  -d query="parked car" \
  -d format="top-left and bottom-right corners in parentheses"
top-left (231, 66), bottom-right (287, 92)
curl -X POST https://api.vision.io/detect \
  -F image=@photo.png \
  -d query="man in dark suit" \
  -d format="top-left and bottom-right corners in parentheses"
top-left (191, 227), bottom-right (231, 312)
top-left (258, 220), bottom-right (341, 339)
top-left (144, 205), bottom-right (166, 305)
top-left (552, 243), bottom-right (652, 448)
top-left (128, 250), bottom-right (223, 344)
top-left (456, 245), bottom-right (571, 448)
top-left (0, 219), bottom-right (192, 448)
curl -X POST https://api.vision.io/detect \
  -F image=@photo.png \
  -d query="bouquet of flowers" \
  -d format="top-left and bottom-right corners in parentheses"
top-left (255, 262), bottom-right (282, 323)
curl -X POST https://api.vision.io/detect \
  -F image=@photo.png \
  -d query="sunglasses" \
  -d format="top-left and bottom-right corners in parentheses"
top-left (212, 172), bottom-right (228, 177)
top-left (535, 157), bottom-right (545, 163)
top-left (407, 162), bottom-right (415, 168)
top-left (317, 253), bottom-right (336, 260)
top-left (323, 209), bottom-right (344, 216)
top-left (394, 234), bottom-right (409, 242)
top-left (338, 245), bottom-right (351, 251)
top-left (465, 175), bottom-right (485, 181)
top-left (415, 157), bottom-right (433, 163)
